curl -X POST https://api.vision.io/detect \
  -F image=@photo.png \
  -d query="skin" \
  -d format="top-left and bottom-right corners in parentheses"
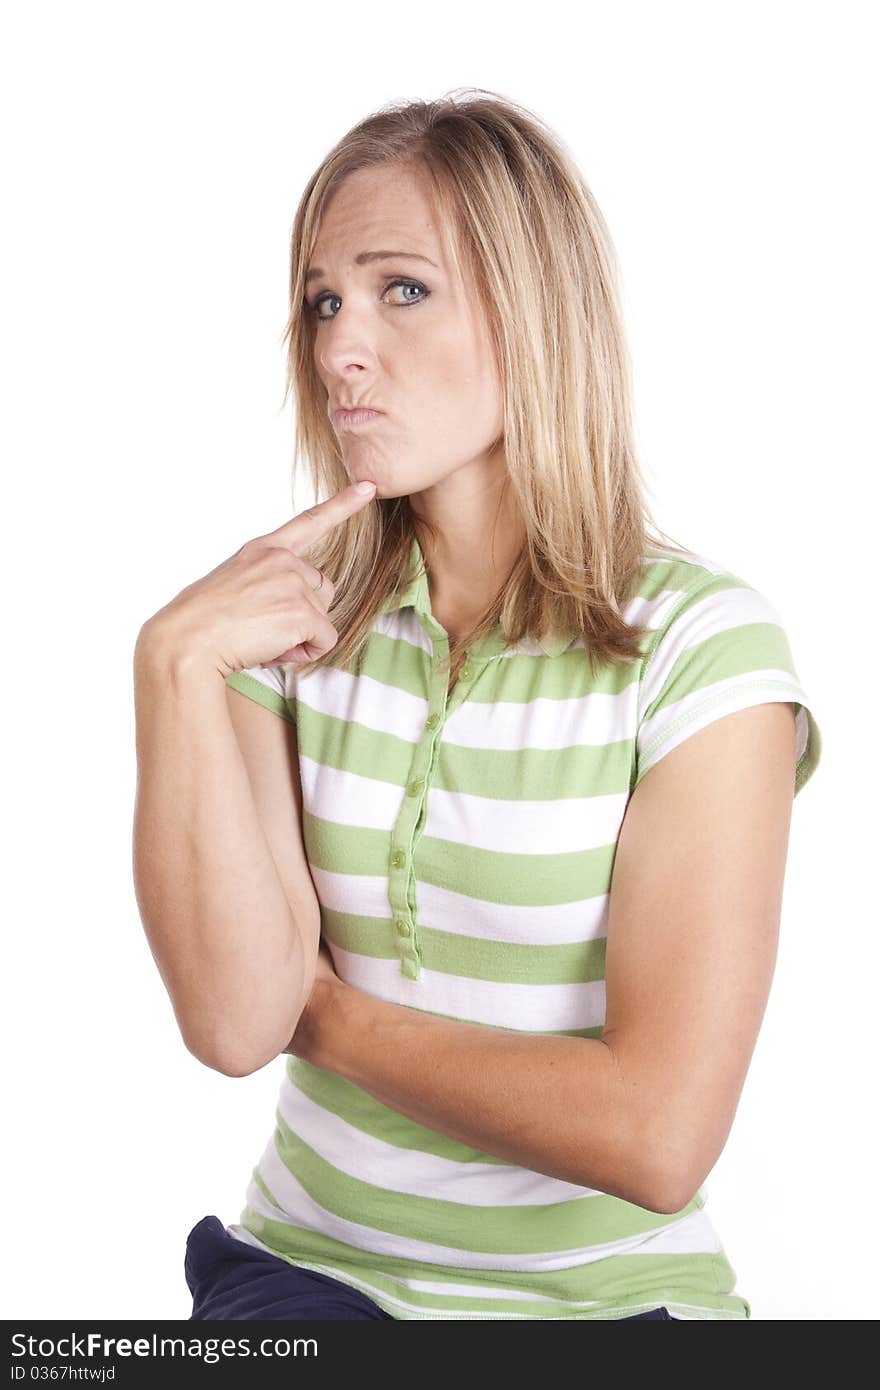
top-left (306, 160), bottom-right (524, 636)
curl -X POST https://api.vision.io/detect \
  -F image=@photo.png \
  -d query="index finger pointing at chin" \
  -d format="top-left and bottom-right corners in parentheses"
top-left (265, 481), bottom-right (377, 556)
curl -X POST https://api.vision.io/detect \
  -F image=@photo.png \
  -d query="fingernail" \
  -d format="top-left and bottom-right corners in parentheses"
top-left (355, 481), bottom-right (376, 494)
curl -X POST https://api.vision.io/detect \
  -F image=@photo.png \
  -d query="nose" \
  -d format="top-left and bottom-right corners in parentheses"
top-left (317, 303), bottom-right (382, 378)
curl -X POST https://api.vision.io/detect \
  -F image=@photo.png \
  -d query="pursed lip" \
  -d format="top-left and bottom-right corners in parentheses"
top-left (332, 407), bottom-right (385, 426)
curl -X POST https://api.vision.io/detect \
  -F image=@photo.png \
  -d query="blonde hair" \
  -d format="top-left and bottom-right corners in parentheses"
top-left (281, 86), bottom-right (689, 682)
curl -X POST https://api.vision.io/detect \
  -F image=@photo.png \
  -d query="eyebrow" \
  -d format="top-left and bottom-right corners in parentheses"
top-left (305, 251), bottom-right (439, 284)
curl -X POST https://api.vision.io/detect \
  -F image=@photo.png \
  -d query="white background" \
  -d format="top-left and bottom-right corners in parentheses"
top-left (2, 0), bottom-right (874, 1321)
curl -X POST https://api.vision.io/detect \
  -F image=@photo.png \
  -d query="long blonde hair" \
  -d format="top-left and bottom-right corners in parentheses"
top-left (281, 86), bottom-right (689, 682)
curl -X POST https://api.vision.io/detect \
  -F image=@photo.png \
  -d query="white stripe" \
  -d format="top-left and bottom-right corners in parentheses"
top-left (299, 755), bottom-right (403, 831)
top-left (276, 1071), bottom-right (608, 1205)
top-left (327, 944), bottom-right (607, 1031)
top-left (310, 867), bottom-right (610, 944)
top-left (639, 583), bottom-right (785, 718)
top-left (442, 683), bottom-right (640, 751)
top-left (245, 1150), bottom-right (723, 1273)
top-left (424, 784), bottom-right (629, 856)
top-left (794, 704), bottom-right (809, 763)
top-left (298, 664), bottom-right (431, 742)
top-left (374, 607), bottom-right (434, 655)
top-left (300, 741), bottom-right (632, 854)
top-left (224, 1226), bottom-right (733, 1316)
top-left (296, 655), bottom-right (646, 754)
top-left (231, 665), bottom-right (289, 699)
top-left (638, 670), bottom-right (808, 778)
top-left (224, 1225), bottom-right (566, 1302)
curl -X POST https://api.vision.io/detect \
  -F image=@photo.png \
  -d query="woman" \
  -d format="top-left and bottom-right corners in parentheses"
top-left (134, 89), bottom-right (821, 1320)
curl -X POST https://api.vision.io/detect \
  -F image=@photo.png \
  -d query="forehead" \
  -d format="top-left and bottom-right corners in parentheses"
top-left (309, 163), bottom-right (448, 268)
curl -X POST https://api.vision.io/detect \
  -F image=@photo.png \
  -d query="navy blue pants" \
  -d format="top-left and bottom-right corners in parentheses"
top-left (185, 1214), bottom-right (675, 1320)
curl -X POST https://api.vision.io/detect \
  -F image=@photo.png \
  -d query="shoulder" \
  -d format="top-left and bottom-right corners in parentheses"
top-left (632, 543), bottom-right (787, 668)
top-left (630, 543), bottom-right (821, 798)
top-left (636, 541), bottom-right (759, 617)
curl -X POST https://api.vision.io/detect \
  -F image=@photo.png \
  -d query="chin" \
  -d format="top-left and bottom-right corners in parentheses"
top-left (354, 477), bottom-right (398, 500)
top-left (352, 476), bottom-right (381, 495)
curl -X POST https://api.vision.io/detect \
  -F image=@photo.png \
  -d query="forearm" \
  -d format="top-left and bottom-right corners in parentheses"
top-left (296, 980), bottom-right (664, 1211)
top-left (132, 624), bottom-right (313, 1074)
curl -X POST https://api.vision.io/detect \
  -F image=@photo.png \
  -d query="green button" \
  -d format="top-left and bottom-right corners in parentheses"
top-left (459, 665), bottom-right (473, 681)
top-left (391, 849), bottom-right (406, 869)
top-left (425, 714), bottom-right (440, 730)
top-left (406, 779), bottom-right (424, 796)
top-left (395, 919), bottom-right (411, 937)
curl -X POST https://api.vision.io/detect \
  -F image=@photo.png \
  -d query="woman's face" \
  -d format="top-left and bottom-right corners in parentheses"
top-left (306, 162), bottom-right (505, 501)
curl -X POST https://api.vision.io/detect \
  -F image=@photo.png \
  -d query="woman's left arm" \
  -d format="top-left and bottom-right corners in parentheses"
top-left (287, 702), bottom-right (798, 1216)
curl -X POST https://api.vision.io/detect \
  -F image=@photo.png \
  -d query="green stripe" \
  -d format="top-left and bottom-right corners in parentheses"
top-left (794, 706), bottom-right (821, 794)
top-left (251, 1164), bottom-right (285, 1213)
top-left (642, 619), bottom-right (800, 723)
top-left (269, 1110), bottom-right (699, 1254)
top-left (237, 1210), bottom-right (747, 1318)
top-left (320, 907), bottom-right (606, 984)
top-left (304, 814), bottom-right (618, 907)
top-left (225, 669), bottom-right (293, 722)
top-left (299, 698), bottom-right (635, 798)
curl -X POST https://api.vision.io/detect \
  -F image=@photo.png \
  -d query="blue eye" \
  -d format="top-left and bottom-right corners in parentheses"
top-left (305, 278), bottom-right (430, 322)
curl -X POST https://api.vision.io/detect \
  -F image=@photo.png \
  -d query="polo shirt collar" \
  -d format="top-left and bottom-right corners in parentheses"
top-left (380, 536), bottom-right (573, 658)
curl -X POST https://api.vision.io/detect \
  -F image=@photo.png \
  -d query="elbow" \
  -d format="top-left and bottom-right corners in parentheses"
top-left (182, 1002), bottom-right (309, 1078)
top-left (612, 1077), bottom-right (706, 1214)
top-left (636, 1135), bottom-right (709, 1216)
top-left (210, 1051), bottom-right (266, 1079)
top-left (636, 1170), bottom-right (703, 1217)
top-left (647, 1111), bottom-right (720, 1214)
top-left (182, 1027), bottom-right (279, 1079)
top-left (623, 1148), bottom-right (703, 1216)
top-left (183, 1033), bottom-right (258, 1078)
top-left (600, 1039), bottom-right (711, 1212)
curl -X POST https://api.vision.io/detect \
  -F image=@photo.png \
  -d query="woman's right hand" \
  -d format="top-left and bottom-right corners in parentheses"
top-left (139, 480), bottom-right (377, 678)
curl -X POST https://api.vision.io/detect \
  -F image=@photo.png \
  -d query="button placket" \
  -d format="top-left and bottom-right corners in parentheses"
top-left (387, 617), bottom-right (492, 982)
top-left (442, 650), bottom-right (485, 720)
top-left (387, 622), bottom-right (459, 982)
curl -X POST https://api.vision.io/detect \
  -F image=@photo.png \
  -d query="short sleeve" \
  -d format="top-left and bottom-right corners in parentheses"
top-left (224, 663), bottom-right (294, 723)
top-left (634, 573), bottom-right (821, 797)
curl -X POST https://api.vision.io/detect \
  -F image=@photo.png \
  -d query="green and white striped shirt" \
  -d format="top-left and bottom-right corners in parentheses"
top-left (222, 536), bottom-right (821, 1320)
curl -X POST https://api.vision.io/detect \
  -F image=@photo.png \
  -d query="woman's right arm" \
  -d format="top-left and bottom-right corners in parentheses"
top-left (132, 621), bottom-right (320, 1077)
top-left (130, 479), bottom-right (376, 1075)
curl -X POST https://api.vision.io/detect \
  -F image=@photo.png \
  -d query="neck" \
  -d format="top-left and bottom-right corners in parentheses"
top-left (409, 458), bottom-right (525, 623)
